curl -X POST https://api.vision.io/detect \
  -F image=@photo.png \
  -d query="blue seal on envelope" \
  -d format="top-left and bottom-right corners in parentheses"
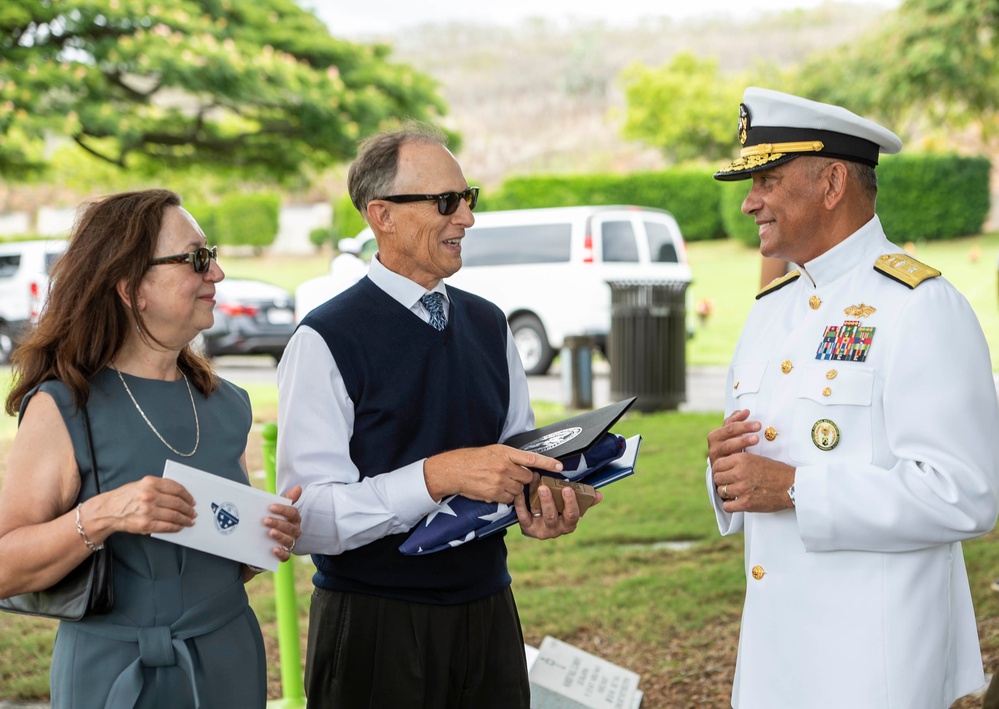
top-left (212, 501), bottom-right (240, 535)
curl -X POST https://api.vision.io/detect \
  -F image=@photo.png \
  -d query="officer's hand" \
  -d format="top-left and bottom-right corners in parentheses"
top-left (707, 409), bottom-right (762, 469)
top-left (711, 451), bottom-right (795, 513)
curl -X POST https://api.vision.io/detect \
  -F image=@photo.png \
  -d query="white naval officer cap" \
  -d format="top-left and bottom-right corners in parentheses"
top-left (714, 87), bottom-right (903, 181)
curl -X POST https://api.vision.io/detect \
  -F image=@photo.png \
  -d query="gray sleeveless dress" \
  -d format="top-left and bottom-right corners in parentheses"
top-left (24, 367), bottom-right (267, 708)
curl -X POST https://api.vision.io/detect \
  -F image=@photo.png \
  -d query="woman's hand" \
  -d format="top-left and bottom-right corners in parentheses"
top-left (81, 476), bottom-right (197, 545)
top-left (265, 485), bottom-right (302, 562)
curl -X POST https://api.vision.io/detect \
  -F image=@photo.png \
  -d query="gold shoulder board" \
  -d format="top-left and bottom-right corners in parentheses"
top-left (756, 269), bottom-right (801, 300)
top-left (873, 253), bottom-right (941, 289)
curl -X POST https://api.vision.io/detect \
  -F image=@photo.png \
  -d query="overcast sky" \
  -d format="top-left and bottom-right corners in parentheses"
top-left (310, 0), bottom-right (902, 38)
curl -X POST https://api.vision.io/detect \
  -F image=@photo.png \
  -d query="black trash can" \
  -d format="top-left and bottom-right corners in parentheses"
top-left (607, 279), bottom-right (689, 412)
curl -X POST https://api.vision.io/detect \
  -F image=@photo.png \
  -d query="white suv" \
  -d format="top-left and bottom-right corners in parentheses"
top-left (302, 205), bottom-right (692, 375)
top-left (0, 239), bottom-right (67, 363)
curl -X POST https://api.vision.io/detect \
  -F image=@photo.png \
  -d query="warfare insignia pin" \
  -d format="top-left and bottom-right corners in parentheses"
top-left (811, 419), bottom-right (841, 451)
top-left (843, 303), bottom-right (877, 318)
top-left (212, 501), bottom-right (240, 535)
top-left (815, 320), bottom-right (875, 362)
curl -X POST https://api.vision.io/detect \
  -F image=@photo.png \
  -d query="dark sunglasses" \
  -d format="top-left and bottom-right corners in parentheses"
top-left (149, 245), bottom-right (219, 274)
top-left (376, 187), bottom-right (479, 215)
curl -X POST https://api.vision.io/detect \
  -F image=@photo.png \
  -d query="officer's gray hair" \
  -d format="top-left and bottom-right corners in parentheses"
top-left (849, 162), bottom-right (878, 205)
top-left (807, 157), bottom-right (878, 206)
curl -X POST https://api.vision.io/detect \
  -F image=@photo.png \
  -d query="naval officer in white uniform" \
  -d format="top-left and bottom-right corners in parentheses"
top-left (707, 87), bottom-right (999, 709)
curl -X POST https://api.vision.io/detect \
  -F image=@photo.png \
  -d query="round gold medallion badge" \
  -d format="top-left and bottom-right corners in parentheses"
top-left (811, 419), bottom-right (841, 451)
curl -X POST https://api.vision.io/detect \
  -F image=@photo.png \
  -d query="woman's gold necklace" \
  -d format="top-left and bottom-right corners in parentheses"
top-left (114, 366), bottom-right (200, 457)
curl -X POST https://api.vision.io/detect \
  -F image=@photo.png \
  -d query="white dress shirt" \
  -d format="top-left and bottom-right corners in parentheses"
top-left (277, 255), bottom-right (534, 556)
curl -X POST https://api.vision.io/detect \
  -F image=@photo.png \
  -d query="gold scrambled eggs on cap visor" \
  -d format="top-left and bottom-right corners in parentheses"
top-left (713, 88), bottom-right (902, 181)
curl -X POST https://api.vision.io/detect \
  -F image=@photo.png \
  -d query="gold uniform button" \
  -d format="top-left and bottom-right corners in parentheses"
top-left (751, 565), bottom-right (765, 580)
top-left (781, 360), bottom-right (793, 374)
top-left (764, 427), bottom-right (777, 441)
top-left (822, 387), bottom-right (832, 397)
top-left (826, 369), bottom-right (837, 380)
top-left (809, 295), bottom-right (821, 309)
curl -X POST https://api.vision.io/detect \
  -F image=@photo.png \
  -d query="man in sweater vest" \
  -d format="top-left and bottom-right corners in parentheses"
top-left (277, 122), bottom-right (597, 708)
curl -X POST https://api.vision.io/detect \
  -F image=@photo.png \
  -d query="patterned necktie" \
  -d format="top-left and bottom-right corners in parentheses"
top-left (420, 292), bottom-right (446, 331)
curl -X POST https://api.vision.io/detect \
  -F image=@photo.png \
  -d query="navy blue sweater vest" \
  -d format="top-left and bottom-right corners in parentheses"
top-left (301, 277), bottom-right (513, 604)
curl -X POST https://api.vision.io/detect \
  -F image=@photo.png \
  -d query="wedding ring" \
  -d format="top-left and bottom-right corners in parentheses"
top-left (721, 485), bottom-right (728, 499)
top-left (533, 513), bottom-right (542, 518)
top-left (288, 537), bottom-right (297, 552)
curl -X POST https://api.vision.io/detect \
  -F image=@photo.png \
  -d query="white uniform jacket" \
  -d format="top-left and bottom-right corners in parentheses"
top-left (707, 216), bottom-right (999, 709)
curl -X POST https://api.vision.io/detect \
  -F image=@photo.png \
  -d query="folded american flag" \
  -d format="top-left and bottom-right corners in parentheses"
top-left (399, 433), bottom-right (626, 556)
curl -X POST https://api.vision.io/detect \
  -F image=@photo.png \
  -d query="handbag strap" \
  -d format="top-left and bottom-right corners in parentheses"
top-left (81, 403), bottom-right (101, 495)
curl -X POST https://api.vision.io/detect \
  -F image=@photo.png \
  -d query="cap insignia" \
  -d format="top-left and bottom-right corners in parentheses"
top-left (738, 103), bottom-right (749, 146)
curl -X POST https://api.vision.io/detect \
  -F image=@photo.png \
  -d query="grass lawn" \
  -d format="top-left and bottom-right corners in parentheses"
top-left (2, 231), bottom-right (999, 706)
top-left (684, 231), bottom-right (999, 369)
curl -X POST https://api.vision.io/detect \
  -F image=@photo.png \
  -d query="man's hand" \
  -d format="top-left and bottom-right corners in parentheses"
top-left (513, 472), bottom-right (603, 540)
top-left (707, 408), bottom-right (761, 469)
top-left (424, 444), bottom-right (563, 504)
top-left (708, 409), bottom-right (795, 513)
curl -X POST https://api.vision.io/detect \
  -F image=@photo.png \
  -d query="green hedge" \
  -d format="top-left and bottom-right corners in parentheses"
top-left (184, 202), bottom-right (217, 244)
top-left (328, 153), bottom-right (989, 248)
top-left (333, 193), bottom-right (368, 240)
top-left (213, 193), bottom-right (281, 248)
top-left (718, 153), bottom-right (992, 247)
top-left (187, 193), bottom-right (280, 249)
top-left (487, 169), bottom-right (725, 241)
top-left (719, 180), bottom-right (759, 247)
top-left (877, 154), bottom-right (991, 241)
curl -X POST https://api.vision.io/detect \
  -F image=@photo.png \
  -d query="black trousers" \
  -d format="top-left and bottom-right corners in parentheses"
top-left (304, 585), bottom-right (530, 709)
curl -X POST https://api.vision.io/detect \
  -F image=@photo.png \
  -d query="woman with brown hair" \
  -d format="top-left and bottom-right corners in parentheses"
top-left (0, 189), bottom-right (301, 707)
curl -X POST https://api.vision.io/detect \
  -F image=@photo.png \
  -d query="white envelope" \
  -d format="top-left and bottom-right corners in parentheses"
top-left (152, 460), bottom-right (291, 572)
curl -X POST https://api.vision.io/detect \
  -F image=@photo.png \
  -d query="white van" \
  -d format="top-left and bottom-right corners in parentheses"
top-left (0, 239), bottom-right (67, 363)
top-left (298, 205), bottom-right (692, 375)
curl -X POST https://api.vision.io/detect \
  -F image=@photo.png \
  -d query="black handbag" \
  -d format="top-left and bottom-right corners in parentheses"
top-left (0, 404), bottom-right (114, 620)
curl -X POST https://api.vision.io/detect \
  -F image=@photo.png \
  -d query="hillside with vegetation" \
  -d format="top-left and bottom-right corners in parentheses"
top-left (379, 4), bottom-right (893, 187)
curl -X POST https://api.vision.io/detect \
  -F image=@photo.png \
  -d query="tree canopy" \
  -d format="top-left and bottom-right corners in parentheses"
top-left (0, 0), bottom-right (448, 180)
top-left (619, 52), bottom-right (786, 164)
top-left (795, 0), bottom-right (999, 144)
top-left (619, 1), bottom-right (999, 161)
top-left (620, 53), bottom-right (741, 163)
